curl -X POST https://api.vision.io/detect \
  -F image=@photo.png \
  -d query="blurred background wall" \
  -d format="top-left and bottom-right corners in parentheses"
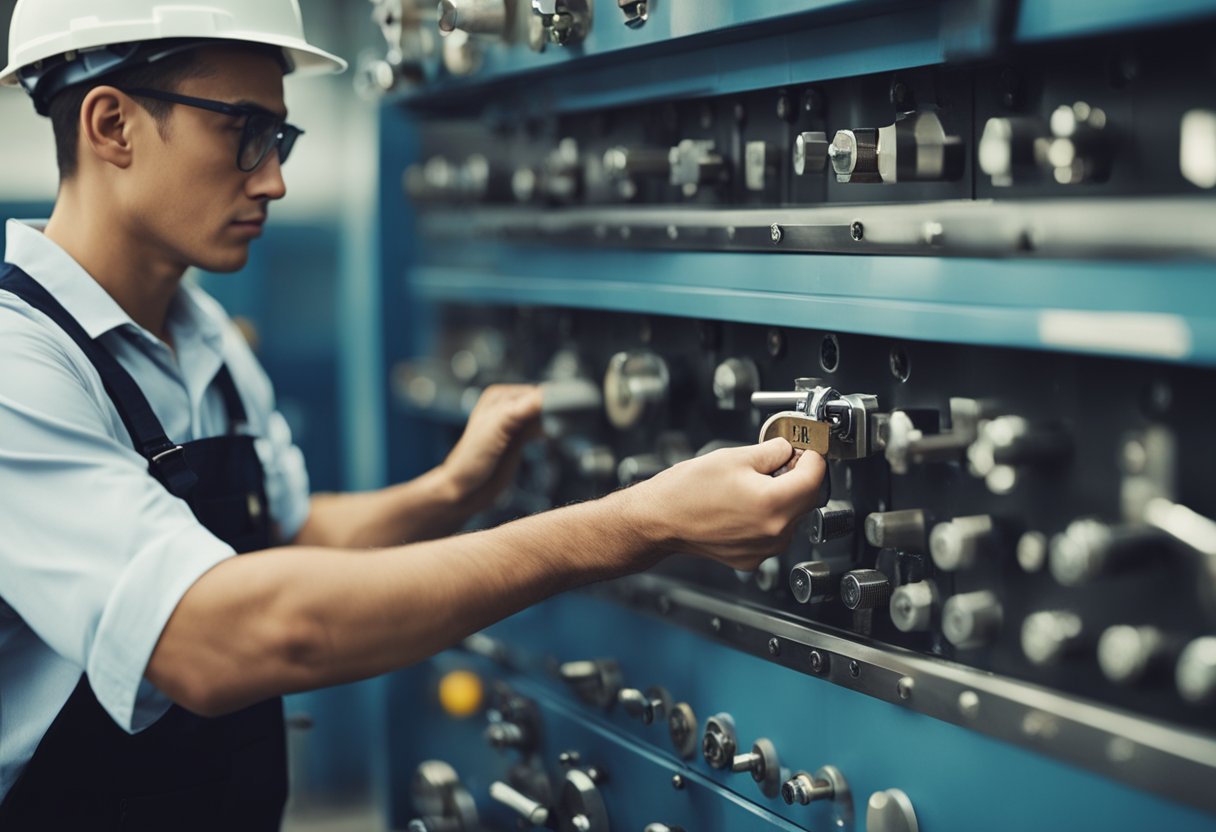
top-left (0, 1), bottom-right (395, 821)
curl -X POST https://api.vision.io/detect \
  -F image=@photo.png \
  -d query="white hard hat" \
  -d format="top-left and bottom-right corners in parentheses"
top-left (1, 0), bottom-right (347, 114)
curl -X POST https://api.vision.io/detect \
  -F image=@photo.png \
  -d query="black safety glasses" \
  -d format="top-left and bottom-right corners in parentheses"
top-left (119, 87), bottom-right (303, 172)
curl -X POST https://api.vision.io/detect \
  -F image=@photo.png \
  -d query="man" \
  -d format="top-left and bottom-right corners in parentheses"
top-left (0, 1), bottom-right (825, 828)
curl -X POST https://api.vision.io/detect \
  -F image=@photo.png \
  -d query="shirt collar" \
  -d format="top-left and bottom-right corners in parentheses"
top-left (4, 218), bottom-right (222, 348)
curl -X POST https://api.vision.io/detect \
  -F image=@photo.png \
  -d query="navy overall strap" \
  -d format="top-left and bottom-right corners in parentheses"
top-left (0, 264), bottom-right (198, 497)
top-left (212, 364), bottom-right (249, 434)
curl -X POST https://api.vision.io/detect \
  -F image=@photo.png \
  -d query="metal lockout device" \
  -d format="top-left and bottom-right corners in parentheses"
top-left (752, 378), bottom-right (883, 459)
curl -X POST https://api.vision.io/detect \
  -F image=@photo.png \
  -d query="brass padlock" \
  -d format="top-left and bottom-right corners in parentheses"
top-left (758, 411), bottom-right (831, 454)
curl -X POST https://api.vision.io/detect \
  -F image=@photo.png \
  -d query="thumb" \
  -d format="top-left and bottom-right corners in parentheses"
top-left (770, 448), bottom-right (827, 507)
top-left (746, 437), bottom-right (795, 474)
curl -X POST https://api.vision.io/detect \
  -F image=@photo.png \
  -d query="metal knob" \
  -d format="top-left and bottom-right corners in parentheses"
top-left (789, 560), bottom-right (834, 605)
top-left (890, 581), bottom-right (937, 633)
top-left (811, 500), bottom-right (855, 543)
top-left (841, 569), bottom-right (890, 611)
top-left (1098, 625), bottom-right (1172, 686)
top-left (1048, 519), bottom-right (1161, 586)
top-left (490, 781), bottom-right (549, 826)
top-left (829, 128), bottom-right (880, 183)
top-left (700, 713), bottom-right (737, 770)
top-left (942, 591), bottom-right (1002, 649)
top-left (617, 686), bottom-right (670, 725)
top-left (1046, 101), bottom-right (1111, 184)
top-left (603, 146), bottom-right (672, 180)
top-left (730, 738), bottom-right (782, 798)
top-left (617, 454), bottom-right (666, 485)
top-left (929, 515), bottom-right (994, 571)
top-left (979, 116), bottom-right (1047, 186)
top-left (865, 509), bottom-right (927, 551)
top-left (541, 378), bottom-right (603, 414)
top-left (867, 788), bottom-right (919, 832)
top-left (1021, 610), bottom-right (1085, 666)
top-left (668, 139), bottom-right (726, 195)
top-left (793, 131), bottom-right (829, 176)
top-left (1176, 637), bottom-right (1216, 705)
top-left (559, 659), bottom-right (621, 709)
top-left (603, 350), bottom-right (670, 430)
top-left (713, 358), bottom-right (761, 411)
top-left (484, 721), bottom-right (527, 750)
top-left (438, 0), bottom-right (508, 36)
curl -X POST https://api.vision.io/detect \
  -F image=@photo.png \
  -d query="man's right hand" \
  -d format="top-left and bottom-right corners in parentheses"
top-left (625, 437), bottom-right (826, 571)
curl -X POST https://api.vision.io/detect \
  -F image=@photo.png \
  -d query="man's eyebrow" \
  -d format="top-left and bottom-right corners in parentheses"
top-left (232, 99), bottom-right (289, 119)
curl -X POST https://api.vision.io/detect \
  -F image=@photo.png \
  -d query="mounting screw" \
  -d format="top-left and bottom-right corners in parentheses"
top-left (776, 91), bottom-right (794, 122)
top-left (809, 650), bottom-right (825, 673)
top-left (768, 637), bottom-right (781, 656)
top-left (770, 223), bottom-right (783, 244)
top-left (671, 774), bottom-right (685, 790)
top-left (850, 221), bottom-right (864, 241)
top-left (849, 660), bottom-right (861, 678)
top-left (766, 328), bottom-right (786, 359)
top-left (897, 676), bottom-right (915, 700)
top-left (711, 616), bottom-right (723, 633)
top-left (801, 87), bottom-right (824, 116)
top-left (889, 77), bottom-right (915, 111)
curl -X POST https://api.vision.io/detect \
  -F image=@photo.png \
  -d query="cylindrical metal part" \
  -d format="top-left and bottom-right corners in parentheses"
top-left (841, 569), bottom-right (890, 610)
top-left (781, 771), bottom-right (834, 805)
top-left (604, 350), bottom-right (670, 430)
top-left (865, 509), bottom-right (927, 551)
top-left (603, 146), bottom-right (672, 179)
top-left (1021, 610), bottom-right (1085, 666)
top-left (1049, 519), bottom-right (1159, 586)
top-left (438, 0), bottom-right (508, 35)
top-left (577, 446), bottom-right (616, 479)
top-left (1176, 636), bottom-right (1216, 705)
top-left (829, 128), bottom-right (880, 183)
top-left (890, 581), bottom-right (936, 632)
top-left (750, 390), bottom-right (811, 410)
top-left (789, 560), bottom-right (834, 605)
top-left (942, 590), bottom-right (1002, 649)
top-left (811, 500), bottom-right (855, 543)
top-left (541, 378), bottom-right (603, 414)
top-left (617, 453), bottom-right (666, 485)
top-left (731, 752), bottom-right (762, 773)
top-left (559, 660), bottom-right (599, 682)
top-left (484, 722), bottom-right (525, 749)
top-left (1098, 625), bottom-right (1171, 686)
top-left (489, 781), bottom-right (549, 825)
top-left (929, 515), bottom-right (994, 571)
top-left (793, 131), bottom-right (829, 176)
top-left (713, 358), bottom-right (761, 411)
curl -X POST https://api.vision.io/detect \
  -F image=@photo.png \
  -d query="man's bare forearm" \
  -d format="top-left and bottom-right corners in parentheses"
top-left (293, 466), bottom-right (471, 548)
top-left (148, 487), bottom-right (663, 716)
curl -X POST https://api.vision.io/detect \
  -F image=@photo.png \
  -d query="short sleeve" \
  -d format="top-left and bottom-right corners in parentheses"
top-left (0, 306), bottom-right (236, 732)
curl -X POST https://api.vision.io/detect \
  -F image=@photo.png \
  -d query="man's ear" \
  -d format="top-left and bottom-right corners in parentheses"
top-left (78, 86), bottom-right (137, 171)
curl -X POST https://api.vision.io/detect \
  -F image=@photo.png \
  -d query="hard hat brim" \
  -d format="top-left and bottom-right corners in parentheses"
top-left (0, 33), bottom-right (347, 89)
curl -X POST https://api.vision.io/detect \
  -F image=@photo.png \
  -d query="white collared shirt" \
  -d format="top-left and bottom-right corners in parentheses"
top-left (0, 219), bottom-right (311, 799)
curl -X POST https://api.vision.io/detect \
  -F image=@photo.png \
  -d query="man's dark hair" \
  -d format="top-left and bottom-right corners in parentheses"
top-left (47, 49), bottom-right (212, 180)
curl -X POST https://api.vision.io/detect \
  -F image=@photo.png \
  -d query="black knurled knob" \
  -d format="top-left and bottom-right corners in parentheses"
top-left (841, 569), bottom-right (890, 610)
top-left (811, 500), bottom-right (855, 544)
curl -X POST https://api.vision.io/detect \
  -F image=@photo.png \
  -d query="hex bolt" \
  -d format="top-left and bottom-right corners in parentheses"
top-left (711, 616), bottom-right (722, 633)
top-left (671, 774), bottom-right (685, 790)
top-left (851, 221), bottom-right (864, 241)
top-left (849, 660), bottom-right (861, 678)
top-left (897, 676), bottom-right (915, 700)
top-left (809, 650), bottom-right (825, 673)
top-left (770, 223), bottom-right (783, 244)
top-left (767, 637), bottom-right (781, 656)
